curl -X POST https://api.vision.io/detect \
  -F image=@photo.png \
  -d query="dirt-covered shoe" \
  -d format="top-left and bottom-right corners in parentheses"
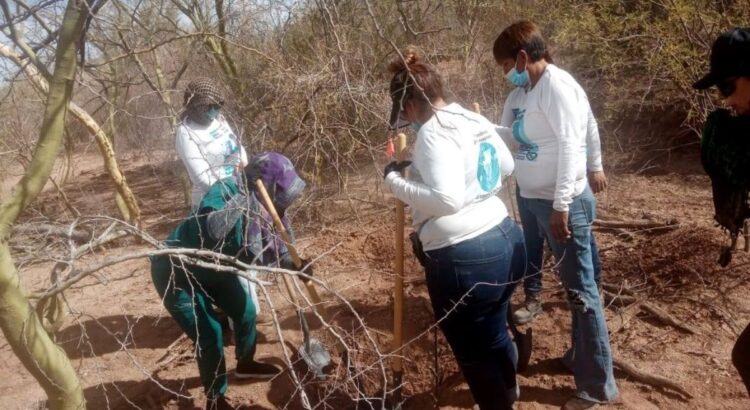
top-left (235, 359), bottom-right (281, 379)
top-left (205, 395), bottom-right (235, 410)
top-left (513, 297), bottom-right (543, 325)
top-left (562, 397), bottom-right (598, 410)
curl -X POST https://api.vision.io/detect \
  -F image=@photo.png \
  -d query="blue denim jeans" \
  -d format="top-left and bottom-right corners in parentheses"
top-left (424, 217), bottom-right (526, 410)
top-left (517, 188), bottom-right (602, 298)
top-left (516, 188), bottom-right (618, 403)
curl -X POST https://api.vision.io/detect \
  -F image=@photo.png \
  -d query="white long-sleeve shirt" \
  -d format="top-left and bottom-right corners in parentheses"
top-left (385, 103), bottom-right (515, 251)
top-left (499, 64), bottom-right (595, 212)
top-left (175, 116), bottom-right (248, 207)
top-left (498, 107), bottom-right (603, 172)
top-left (585, 109), bottom-right (603, 172)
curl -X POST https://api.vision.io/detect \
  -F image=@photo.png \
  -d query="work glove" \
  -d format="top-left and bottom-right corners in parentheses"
top-left (383, 161), bottom-right (412, 180)
top-left (280, 254), bottom-right (314, 279)
top-left (298, 258), bottom-right (315, 279)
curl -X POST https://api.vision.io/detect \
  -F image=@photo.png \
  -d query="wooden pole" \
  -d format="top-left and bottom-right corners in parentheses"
top-left (392, 132), bottom-right (407, 405)
top-left (254, 179), bottom-right (323, 312)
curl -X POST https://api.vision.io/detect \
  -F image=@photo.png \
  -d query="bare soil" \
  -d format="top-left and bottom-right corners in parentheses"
top-left (1, 150), bottom-right (749, 409)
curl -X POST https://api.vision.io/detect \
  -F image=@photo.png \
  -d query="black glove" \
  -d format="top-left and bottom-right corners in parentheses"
top-left (280, 254), bottom-right (314, 280)
top-left (383, 161), bottom-right (412, 180)
top-left (298, 258), bottom-right (314, 281)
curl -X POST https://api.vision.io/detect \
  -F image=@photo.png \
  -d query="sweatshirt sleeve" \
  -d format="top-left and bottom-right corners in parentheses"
top-left (496, 92), bottom-right (518, 150)
top-left (176, 125), bottom-right (212, 193)
top-left (499, 94), bottom-right (515, 127)
top-left (239, 145), bottom-right (249, 167)
top-left (586, 105), bottom-right (604, 172)
top-left (385, 126), bottom-right (466, 216)
top-left (543, 82), bottom-right (587, 212)
top-left (495, 126), bottom-right (515, 178)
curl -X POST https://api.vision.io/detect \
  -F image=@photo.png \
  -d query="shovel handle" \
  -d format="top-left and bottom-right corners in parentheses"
top-left (255, 179), bottom-right (324, 311)
top-left (254, 179), bottom-right (304, 304)
top-left (255, 179), bottom-right (303, 265)
top-left (392, 133), bottom-right (407, 374)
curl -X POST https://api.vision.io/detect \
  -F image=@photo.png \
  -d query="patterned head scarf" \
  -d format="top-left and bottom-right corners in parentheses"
top-left (243, 152), bottom-right (306, 263)
top-left (184, 78), bottom-right (225, 112)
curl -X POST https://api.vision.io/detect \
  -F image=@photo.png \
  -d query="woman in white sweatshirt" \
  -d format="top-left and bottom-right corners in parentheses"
top-left (175, 78), bottom-right (259, 319)
top-left (384, 47), bottom-right (524, 410)
top-left (493, 21), bottom-right (617, 410)
top-left (176, 78), bottom-right (248, 209)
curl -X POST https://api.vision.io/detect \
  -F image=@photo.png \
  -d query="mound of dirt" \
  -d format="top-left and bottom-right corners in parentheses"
top-left (606, 225), bottom-right (750, 295)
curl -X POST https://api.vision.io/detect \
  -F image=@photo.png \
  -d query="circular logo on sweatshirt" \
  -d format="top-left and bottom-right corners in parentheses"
top-left (477, 142), bottom-right (500, 192)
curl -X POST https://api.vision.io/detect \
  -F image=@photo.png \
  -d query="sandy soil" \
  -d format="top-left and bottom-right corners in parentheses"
top-left (1, 150), bottom-right (749, 410)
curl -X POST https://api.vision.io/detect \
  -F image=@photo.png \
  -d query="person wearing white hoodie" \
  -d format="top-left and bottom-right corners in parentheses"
top-left (493, 21), bottom-right (617, 410)
top-left (384, 47), bottom-right (525, 410)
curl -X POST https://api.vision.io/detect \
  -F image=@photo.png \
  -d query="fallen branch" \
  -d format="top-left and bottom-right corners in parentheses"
top-left (641, 303), bottom-right (699, 335)
top-left (602, 289), bottom-right (637, 307)
top-left (12, 223), bottom-right (93, 243)
top-left (602, 282), bottom-right (636, 296)
top-left (594, 218), bottom-right (679, 230)
top-left (608, 301), bottom-right (643, 334)
top-left (613, 357), bottom-right (693, 399)
top-left (152, 334), bottom-right (191, 373)
top-left (602, 290), bottom-right (698, 334)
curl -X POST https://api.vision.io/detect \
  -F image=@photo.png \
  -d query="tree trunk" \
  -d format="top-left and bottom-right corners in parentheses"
top-left (0, 43), bottom-right (142, 226)
top-left (0, 1), bottom-right (88, 408)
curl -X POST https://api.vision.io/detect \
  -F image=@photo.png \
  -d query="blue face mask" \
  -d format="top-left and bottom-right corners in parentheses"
top-left (206, 106), bottom-right (221, 121)
top-left (410, 121), bottom-right (423, 132)
top-left (505, 57), bottom-right (530, 87)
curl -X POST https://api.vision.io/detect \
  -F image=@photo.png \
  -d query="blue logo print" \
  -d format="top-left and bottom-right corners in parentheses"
top-left (223, 138), bottom-right (240, 175)
top-left (477, 142), bottom-right (500, 192)
top-left (511, 108), bottom-right (538, 161)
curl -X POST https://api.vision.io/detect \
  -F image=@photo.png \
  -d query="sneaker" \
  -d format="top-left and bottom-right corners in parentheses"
top-left (562, 397), bottom-right (598, 410)
top-left (513, 297), bottom-right (543, 325)
top-left (235, 359), bottom-right (281, 379)
top-left (205, 395), bottom-right (235, 410)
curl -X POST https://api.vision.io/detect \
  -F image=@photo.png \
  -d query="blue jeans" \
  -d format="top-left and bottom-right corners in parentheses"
top-left (517, 188), bottom-right (602, 298)
top-left (516, 188), bottom-right (618, 403)
top-left (424, 217), bottom-right (526, 410)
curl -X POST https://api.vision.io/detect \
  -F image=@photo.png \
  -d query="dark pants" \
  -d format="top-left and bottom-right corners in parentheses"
top-left (424, 217), bottom-right (526, 410)
top-left (733, 322), bottom-right (750, 396)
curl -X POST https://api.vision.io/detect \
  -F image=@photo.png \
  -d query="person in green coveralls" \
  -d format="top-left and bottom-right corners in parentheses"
top-left (150, 152), bottom-right (309, 410)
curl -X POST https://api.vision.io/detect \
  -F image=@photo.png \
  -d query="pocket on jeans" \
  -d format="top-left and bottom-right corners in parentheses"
top-left (571, 197), bottom-right (596, 229)
top-left (453, 253), bottom-right (508, 301)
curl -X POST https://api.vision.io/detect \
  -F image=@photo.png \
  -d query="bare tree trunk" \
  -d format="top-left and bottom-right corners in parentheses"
top-left (0, 44), bottom-right (141, 226)
top-left (0, 1), bottom-right (88, 409)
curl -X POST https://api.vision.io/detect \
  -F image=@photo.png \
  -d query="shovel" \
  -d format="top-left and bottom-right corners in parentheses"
top-left (507, 307), bottom-right (533, 373)
top-left (255, 179), bottom-right (332, 379)
top-left (391, 133), bottom-right (408, 409)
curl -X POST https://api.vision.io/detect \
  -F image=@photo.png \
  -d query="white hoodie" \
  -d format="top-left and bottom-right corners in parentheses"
top-left (175, 116), bottom-right (248, 207)
top-left (499, 64), bottom-right (599, 212)
top-left (386, 103), bottom-right (515, 251)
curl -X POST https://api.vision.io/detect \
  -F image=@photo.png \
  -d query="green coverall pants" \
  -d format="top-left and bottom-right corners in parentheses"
top-left (150, 254), bottom-right (257, 397)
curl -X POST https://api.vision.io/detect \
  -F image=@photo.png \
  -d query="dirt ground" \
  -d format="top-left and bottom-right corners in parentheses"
top-left (1, 149), bottom-right (749, 410)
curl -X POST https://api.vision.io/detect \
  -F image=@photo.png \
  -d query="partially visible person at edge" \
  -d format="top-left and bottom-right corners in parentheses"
top-left (383, 46), bottom-right (525, 410)
top-left (150, 152), bottom-right (310, 410)
top-left (177, 77), bottom-right (248, 209)
top-left (692, 27), bottom-right (750, 397)
top-left (493, 21), bottom-right (618, 410)
top-left (510, 63), bottom-right (608, 325)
